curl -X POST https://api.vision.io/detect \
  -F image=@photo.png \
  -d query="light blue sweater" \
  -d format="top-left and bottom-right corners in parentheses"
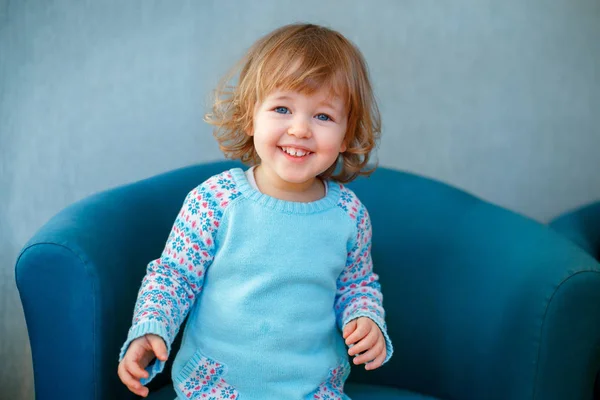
top-left (120, 168), bottom-right (393, 400)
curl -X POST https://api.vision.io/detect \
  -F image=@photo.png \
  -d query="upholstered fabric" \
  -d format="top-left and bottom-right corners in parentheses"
top-left (550, 201), bottom-right (600, 261)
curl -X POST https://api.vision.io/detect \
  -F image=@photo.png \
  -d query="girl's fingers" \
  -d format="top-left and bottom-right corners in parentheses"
top-left (365, 348), bottom-right (387, 371)
top-left (137, 385), bottom-right (150, 398)
top-left (118, 362), bottom-right (147, 397)
top-left (353, 337), bottom-right (384, 365)
top-left (147, 334), bottom-right (168, 361)
top-left (126, 358), bottom-right (149, 380)
top-left (348, 329), bottom-right (378, 356)
top-left (342, 319), bottom-right (357, 339)
top-left (118, 338), bottom-right (158, 397)
top-left (344, 318), bottom-right (371, 345)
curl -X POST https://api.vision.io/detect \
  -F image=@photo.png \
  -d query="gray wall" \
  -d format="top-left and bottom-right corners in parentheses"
top-left (1, 0), bottom-right (599, 398)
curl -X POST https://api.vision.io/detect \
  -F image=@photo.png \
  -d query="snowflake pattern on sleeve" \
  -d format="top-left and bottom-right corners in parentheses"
top-left (334, 186), bottom-right (393, 364)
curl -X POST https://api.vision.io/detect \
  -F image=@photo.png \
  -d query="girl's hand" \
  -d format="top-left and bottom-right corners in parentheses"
top-left (343, 317), bottom-right (386, 370)
top-left (117, 334), bottom-right (168, 397)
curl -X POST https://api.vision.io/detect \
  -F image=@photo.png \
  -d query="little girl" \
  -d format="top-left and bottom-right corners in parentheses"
top-left (118, 23), bottom-right (393, 400)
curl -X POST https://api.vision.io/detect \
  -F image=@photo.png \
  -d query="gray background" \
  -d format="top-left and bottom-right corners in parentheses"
top-left (1, 0), bottom-right (599, 398)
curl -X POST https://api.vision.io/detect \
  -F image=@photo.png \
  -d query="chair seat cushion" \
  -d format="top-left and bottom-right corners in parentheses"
top-left (147, 382), bottom-right (442, 400)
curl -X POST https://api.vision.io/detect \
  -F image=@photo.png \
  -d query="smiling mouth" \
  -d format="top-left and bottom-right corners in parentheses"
top-left (279, 146), bottom-right (313, 158)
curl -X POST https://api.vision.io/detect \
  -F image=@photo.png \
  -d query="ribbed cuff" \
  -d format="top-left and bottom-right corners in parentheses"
top-left (119, 321), bottom-right (171, 384)
top-left (343, 312), bottom-right (394, 365)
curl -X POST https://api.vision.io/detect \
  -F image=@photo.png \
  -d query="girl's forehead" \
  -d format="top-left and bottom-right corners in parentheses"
top-left (257, 56), bottom-right (350, 102)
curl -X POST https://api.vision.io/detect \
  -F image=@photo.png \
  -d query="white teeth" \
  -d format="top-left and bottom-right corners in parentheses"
top-left (282, 147), bottom-right (310, 157)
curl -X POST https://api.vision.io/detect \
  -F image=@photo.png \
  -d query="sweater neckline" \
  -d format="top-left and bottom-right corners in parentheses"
top-left (230, 168), bottom-right (340, 214)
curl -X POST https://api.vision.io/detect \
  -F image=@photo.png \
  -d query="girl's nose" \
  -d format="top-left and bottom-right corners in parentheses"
top-left (287, 117), bottom-right (311, 138)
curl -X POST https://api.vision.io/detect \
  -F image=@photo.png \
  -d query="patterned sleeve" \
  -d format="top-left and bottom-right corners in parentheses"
top-left (119, 177), bottom-right (232, 383)
top-left (334, 201), bottom-right (393, 364)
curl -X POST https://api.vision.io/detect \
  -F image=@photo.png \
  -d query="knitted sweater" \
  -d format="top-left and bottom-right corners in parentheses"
top-left (120, 168), bottom-right (393, 400)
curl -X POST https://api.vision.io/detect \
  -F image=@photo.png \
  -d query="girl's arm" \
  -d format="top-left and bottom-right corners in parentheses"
top-left (119, 182), bottom-right (222, 382)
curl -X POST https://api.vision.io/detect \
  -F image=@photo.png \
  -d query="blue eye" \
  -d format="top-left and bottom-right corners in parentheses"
top-left (274, 107), bottom-right (290, 114)
top-left (316, 113), bottom-right (332, 121)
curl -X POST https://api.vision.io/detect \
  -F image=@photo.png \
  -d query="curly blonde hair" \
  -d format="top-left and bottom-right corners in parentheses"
top-left (204, 23), bottom-right (381, 183)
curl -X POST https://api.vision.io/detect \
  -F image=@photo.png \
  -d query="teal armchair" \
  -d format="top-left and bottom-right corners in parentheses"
top-left (16, 161), bottom-right (600, 400)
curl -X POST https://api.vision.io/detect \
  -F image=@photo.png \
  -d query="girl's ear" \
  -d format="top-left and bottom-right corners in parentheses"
top-left (340, 139), bottom-right (347, 153)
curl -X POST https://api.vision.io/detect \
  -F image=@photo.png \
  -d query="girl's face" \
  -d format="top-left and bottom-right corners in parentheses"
top-left (248, 88), bottom-right (348, 194)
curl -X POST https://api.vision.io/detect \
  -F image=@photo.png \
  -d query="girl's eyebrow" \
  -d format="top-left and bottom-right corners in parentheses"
top-left (318, 100), bottom-right (339, 110)
top-left (269, 95), bottom-right (293, 102)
